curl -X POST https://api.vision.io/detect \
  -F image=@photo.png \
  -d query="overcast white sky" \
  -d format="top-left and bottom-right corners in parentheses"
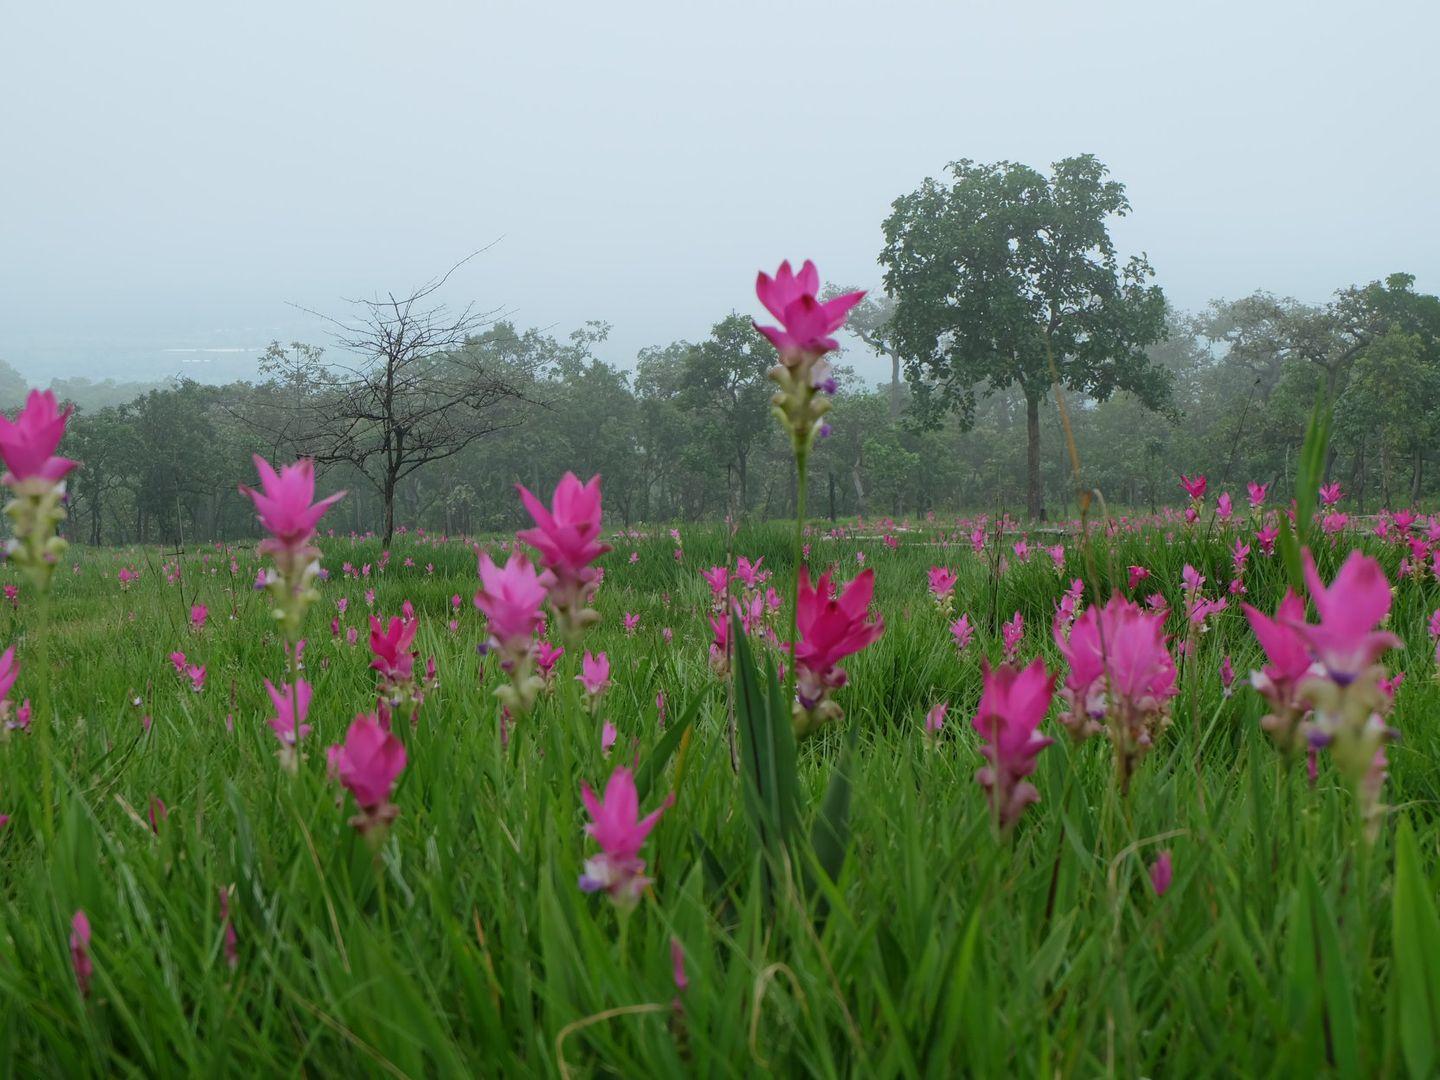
top-left (1, 0), bottom-right (1436, 385)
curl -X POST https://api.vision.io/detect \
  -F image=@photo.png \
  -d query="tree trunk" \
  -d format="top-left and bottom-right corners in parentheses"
top-left (1411, 444), bottom-right (1424, 505)
top-left (1024, 389), bottom-right (1044, 521)
top-left (889, 351), bottom-right (902, 420)
top-left (383, 472), bottom-right (397, 546)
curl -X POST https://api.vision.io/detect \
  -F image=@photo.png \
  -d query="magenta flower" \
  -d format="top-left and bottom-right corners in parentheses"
top-left (601, 720), bottom-right (618, 757)
top-left (368, 614), bottom-right (418, 682)
top-left (1127, 565), bottom-right (1150, 592)
top-left (70, 909), bottom-right (93, 997)
top-left (950, 613), bottom-right (975, 652)
top-left (1001, 611), bottom-right (1024, 663)
top-left (1294, 550), bottom-right (1400, 684)
top-left (708, 614), bottom-right (731, 677)
top-left (1318, 481), bottom-right (1343, 507)
top-left (1216, 492), bottom-right (1234, 522)
top-left (0, 390), bottom-right (77, 487)
top-left (1054, 595), bottom-right (1178, 787)
top-left (516, 473), bottom-right (611, 639)
top-left (190, 603), bottom-right (208, 631)
top-left (1179, 474), bottom-right (1207, 502)
top-left (0, 646), bottom-right (17, 702)
top-left (623, 612), bottom-right (641, 635)
top-left (925, 702), bottom-right (948, 736)
top-left (328, 712), bottom-right (406, 832)
top-left (972, 658), bottom-right (1055, 830)
top-left (577, 650), bottom-right (611, 700)
top-left (753, 260), bottom-right (864, 364)
top-left (474, 551), bottom-right (547, 647)
top-left (186, 664), bottom-right (206, 693)
top-left (1247, 481), bottom-right (1269, 510)
top-left (1149, 851), bottom-right (1173, 896)
top-left (792, 568), bottom-right (885, 735)
top-left (578, 765), bottom-right (672, 907)
top-left (534, 640), bottom-right (565, 683)
top-left (238, 456), bottom-right (344, 552)
top-left (928, 566), bottom-right (958, 600)
top-left (264, 677), bottom-right (312, 748)
top-left (701, 566), bottom-right (729, 600)
top-left (1242, 589), bottom-right (1313, 750)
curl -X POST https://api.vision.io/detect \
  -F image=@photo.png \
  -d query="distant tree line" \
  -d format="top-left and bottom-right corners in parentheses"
top-left (10, 154), bottom-right (1439, 546)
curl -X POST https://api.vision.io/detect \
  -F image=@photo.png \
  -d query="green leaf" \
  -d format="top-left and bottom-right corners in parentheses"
top-left (634, 687), bottom-right (707, 804)
top-left (732, 612), bottom-right (799, 862)
top-left (809, 718), bottom-right (860, 887)
top-left (1392, 816), bottom-right (1440, 1078)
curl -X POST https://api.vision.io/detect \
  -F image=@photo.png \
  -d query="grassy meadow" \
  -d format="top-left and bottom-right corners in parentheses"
top-left (1, 512), bottom-right (1438, 1076)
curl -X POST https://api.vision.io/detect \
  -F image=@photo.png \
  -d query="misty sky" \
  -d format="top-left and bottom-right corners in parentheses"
top-left (2, 0), bottom-right (1436, 387)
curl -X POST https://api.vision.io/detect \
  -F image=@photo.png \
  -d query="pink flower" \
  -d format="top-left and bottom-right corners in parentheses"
top-left (578, 766), bottom-right (672, 906)
top-left (1318, 481), bottom-right (1343, 507)
top-left (701, 566), bottom-right (729, 599)
top-left (0, 646), bottom-right (17, 701)
top-left (1256, 523), bottom-right (1279, 556)
top-left (1001, 611), bottom-right (1024, 663)
top-left (535, 640), bottom-right (565, 682)
top-left (671, 937), bottom-right (688, 993)
top-left (735, 556), bottom-right (766, 588)
top-left (577, 651), bottom-right (611, 699)
top-left (1247, 481), bottom-right (1269, 510)
top-left (623, 612), bottom-right (641, 635)
top-left (238, 456), bottom-right (344, 552)
top-left (473, 551), bottom-right (547, 646)
top-left (1180, 474), bottom-right (1207, 501)
top-left (1054, 596), bottom-right (1178, 778)
top-left (368, 614), bottom-right (418, 682)
top-left (186, 664), bottom-right (206, 693)
top-left (190, 603), bottom-right (208, 631)
top-left (949, 613), bottom-right (975, 652)
top-left (601, 720), bottom-right (617, 757)
top-left (1127, 565), bottom-right (1150, 592)
top-left (264, 677), bottom-right (312, 747)
top-left (792, 568), bottom-right (884, 733)
top-left (70, 909), bottom-right (93, 997)
top-left (1216, 492), bottom-right (1234, 522)
top-left (516, 473), bottom-right (611, 638)
top-left (329, 712), bottom-right (406, 812)
top-left (753, 260), bottom-right (865, 364)
top-left (972, 658), bottom-right (1055, 829)
top-left (1220, 655), bottom-right (1235, 696)
top-left (1294, 550), bottom-right (1400, 684)
top-left (1149, 851), bottom-right (1173, 896)
top-left (0, 390), bottom-right (77, 487)
top-left (925, 702), bottom-right (948, 736)
top-left (927, 566), bottom-right (958, 599)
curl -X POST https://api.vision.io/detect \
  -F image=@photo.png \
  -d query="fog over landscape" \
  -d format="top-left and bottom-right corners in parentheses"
top-left (3, 0), bottom-right (1437, 386)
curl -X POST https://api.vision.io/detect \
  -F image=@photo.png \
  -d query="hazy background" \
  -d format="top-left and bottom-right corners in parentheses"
top-left (2, 0), bottom-right (1436, 387)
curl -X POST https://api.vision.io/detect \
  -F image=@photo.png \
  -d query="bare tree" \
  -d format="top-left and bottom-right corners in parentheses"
top-left (282, 253), bottom-right (535, 543)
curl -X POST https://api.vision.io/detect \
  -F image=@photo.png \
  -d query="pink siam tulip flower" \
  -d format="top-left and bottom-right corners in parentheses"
top-left (190, 603), bottom-right (208, 631)
top-left (1255, 523), bottom-right (1279, 556)
top-left (70, 910), bottom-right (93, 998)
top-left (1047, 544), bottom-right (1066, 571)
top-left (0, 390), bottom-right (77, 488)
top-left (701, 566), bottom-right (729, 602)
top-left (1215, 492), bottom-right (1234, 522)
top-left (1054, 595), bottom-right (1178, 789)
top-left (623, 612), bottom-right (641, 635)
top-left (1149, 851), bottom-right (1173, 896)
top-left (972, 658), bottom-right (1055, 830)
top-left (754, 260), bottom-right (862, 450)
top-left (753, 260), bottom-right (864, 364)
top-left (578, 765), bottom-right (672, 907)
top-left (1220, 655), bottom-right (1235, 696)
top-left (950, 613), bottom-right (975, 652)
top-left (264, 678), bottom-right (312, 771)
top-left (1318, 481), bottom-right (1343, 507)
top-left (708, 614), bottom-right (731, 678)
top-left (1293, 550), bottom-right (1400, 685)
top-left (328, 711), bottom-right (406, 836)
top-left (1001, 611), bottom-right (1024, 663)
top-left (601, 720), bottom-right (617, 757)
top-left (534, 640), bottom-right (565, 685)
top-left (474, 551), bottom-right (547, 648)
top-left (1126, 565), bottom-right (1150, 592)
top-left (1179, 474), bottom-right (1207, 502)
top-left (791, 568), bottom-right (885, 736)
top-left (928, 566), bottom-right (958, 600)
top-left (924, 702), bottom-right (948, 737)
top-left (238, 456), bottom-right (344, 554)
top-left (516, 472), bottom-right (610, 641)
top-left (186, 664), bottom-right (206, 693)
top-left (368, 614), bottom-right (418, 682)
top-left (735, 556), bottom-right (765, 589)
top-left (577, 651), bottom-right (611, 706)
top-left (1247, 481), bottom-right (1269, 510)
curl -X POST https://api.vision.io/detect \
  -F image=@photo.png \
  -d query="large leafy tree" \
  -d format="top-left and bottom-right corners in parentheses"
top-left (880, 154), bottom-right (1171, 519)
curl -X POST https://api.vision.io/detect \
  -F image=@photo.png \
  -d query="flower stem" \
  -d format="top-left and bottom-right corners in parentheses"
top-left (35, 586), bottom-right (54, 844)
top-left (788, 452), bottom-right (808, 703)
